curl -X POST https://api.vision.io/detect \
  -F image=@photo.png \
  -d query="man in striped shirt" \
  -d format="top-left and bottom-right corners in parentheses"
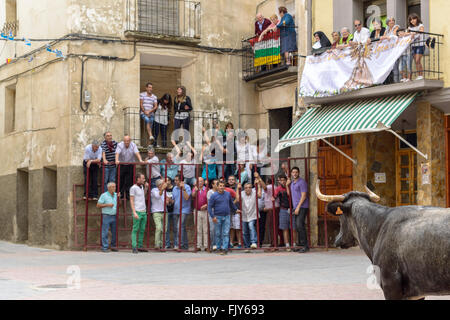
top-left (101, 131), bottom-right (118, 192)
top-left (140, 82), bottom-right (158, 144)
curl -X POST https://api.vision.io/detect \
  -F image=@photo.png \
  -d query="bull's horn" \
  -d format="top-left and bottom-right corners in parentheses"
top-left (316, 180), bottom-right (346, 202)
top-left (365, 186), bottom-right (381, 203)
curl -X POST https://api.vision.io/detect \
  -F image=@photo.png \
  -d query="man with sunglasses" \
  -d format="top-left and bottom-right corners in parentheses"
top-left (351, 19), bottom-right (371, 45)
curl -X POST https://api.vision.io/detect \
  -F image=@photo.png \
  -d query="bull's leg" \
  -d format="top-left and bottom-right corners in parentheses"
top-left (380, 270), bottom-right (404, 300)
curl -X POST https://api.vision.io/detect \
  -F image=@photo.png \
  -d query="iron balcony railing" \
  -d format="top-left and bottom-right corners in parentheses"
top-left (1, 20), bottom-right (19, 36)
top-left (312, 31), bottom-right (443, 85)
top-left (242, 28), bottom-right (298, 82)
top-left (124, 107), bottom-right (218, 148)
top-left (126, 0), bottom-right (201, 40)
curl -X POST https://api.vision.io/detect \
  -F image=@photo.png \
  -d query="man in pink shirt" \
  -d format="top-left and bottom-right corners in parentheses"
top-left (192, 177), bottom-right (209, 251)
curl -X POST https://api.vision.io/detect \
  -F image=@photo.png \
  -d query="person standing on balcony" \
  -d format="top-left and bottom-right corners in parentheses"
top-left (140, 83), bottom-right (158, 145)
top-left (369, 20), bottom-right (386, 42)
top-left (115, 135), bottom-right (144, 200)
top-left (398, 28), bottom-right (412, 83)
top-left (255, 13), bottom-right (271, 37)
top-left (408, 13), bottom-right (425, 80)
top-left (330, 31), bottom-right (341, 49)
top-left (275, 6), bottom-right (297, 65)
top-left (337, 27), bottom-right (353, 48)
top-left (83, 139), bottom-right (102, 201)
top-left (382, 17), bottom-right (400, 83)
top-left (174, 86), bottom-right (193, 143)
top-left (312, 31), bottom-right (332, 55)
top-left (101, 132), bottom-right (117, 193)
top-left (258, 14), bottom-right (280, 41)
top-left (351, 19), bottom-right (371, 45)
top-left (153, 93), bottom-right (171, 148)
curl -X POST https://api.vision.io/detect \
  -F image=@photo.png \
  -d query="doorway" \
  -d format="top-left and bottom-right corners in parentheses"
top-left (317, 135), bottom-right (353, 246)
top-left (16, 169), bottom-right (29, 242)
top-left (395, 132), bottom-right (418, 206)
top-left (140, 65), bottom-right (181, 147)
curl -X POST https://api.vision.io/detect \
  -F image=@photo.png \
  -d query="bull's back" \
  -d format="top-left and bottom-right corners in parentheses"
top-left (375, 207), bottom-right (450, 297)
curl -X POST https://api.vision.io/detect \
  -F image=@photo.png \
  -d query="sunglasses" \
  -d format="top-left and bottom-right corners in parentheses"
top-left (355, 23), bottom-right (361, 27)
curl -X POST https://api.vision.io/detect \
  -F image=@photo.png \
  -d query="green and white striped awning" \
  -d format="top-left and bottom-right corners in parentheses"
top-left (276, 93), bottom-right (418, 152)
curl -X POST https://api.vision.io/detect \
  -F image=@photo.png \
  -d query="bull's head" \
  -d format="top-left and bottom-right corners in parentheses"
top-left (316, 181), bottom-right (380, 249)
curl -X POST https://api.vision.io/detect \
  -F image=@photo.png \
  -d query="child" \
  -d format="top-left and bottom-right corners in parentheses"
top-left (398, 29), bottom-right (412, 82)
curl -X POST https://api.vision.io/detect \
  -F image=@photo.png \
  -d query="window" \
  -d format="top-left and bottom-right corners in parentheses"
top-left (4, 84), bottom-right (16, 134)
top-left (43, 167), bottom-right (57, 210)
top-left (138, 0), bottom-right (180, 36)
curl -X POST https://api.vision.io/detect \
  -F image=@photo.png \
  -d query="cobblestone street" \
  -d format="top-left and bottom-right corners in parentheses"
top-left (0, 241), bottom-right (448, 300)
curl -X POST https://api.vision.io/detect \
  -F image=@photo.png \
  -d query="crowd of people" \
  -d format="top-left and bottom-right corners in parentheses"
top-left (312, 13), bottom-right (436, 83)
top-left (254, 6), bottom-right (298, 66)
top-left (83, 125), bottom-right (310, 255)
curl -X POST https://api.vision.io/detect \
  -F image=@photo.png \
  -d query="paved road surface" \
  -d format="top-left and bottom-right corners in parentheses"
top-left (0, 241), bottom-right (448, 300)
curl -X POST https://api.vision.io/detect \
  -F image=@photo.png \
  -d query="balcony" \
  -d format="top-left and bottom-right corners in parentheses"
top-left (1, 20), bottom-right (19, 36)
top-left (125, 0), bottom-right (201, 46)
top-left (303, 31), bottom-right (444, 105)
top-left (242, 30), bottom-right (298, 84)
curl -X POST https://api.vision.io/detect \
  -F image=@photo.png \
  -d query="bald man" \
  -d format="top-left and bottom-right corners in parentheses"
top-left (115, 135), bottom-right (144, 200)
top-left (255, 13), bottom-right (271, 36)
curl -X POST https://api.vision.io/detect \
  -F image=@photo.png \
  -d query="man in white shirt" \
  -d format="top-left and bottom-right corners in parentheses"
top-left (83, 139), bottom-right (102, 200)
top-left (151, 179), bottom-right (169, 249)
top-left (146, 146), bottom-right (161, 189)
top-left (236, 177), bottom-right (263, 250)
top-left (130, 173), bottom-right (149, 254)
top-left (140, 83), bottom-right (158, 144)
top-left (351, 19), bottom-right (371, 45)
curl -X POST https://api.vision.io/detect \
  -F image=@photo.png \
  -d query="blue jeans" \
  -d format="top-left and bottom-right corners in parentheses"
top-left (242, 219), bottom-right (257, 248)
top-left (174, 214), bottom-right (189, 249)
top-left (101, 214), bottom-right (117, 250)
top-left (165, 213), bottom-right (176, 248)
top-left (140, 112), bottom-right (154, 125)
top-left (153, 122), bottom-right (167, 147)
top-left (103, 166), bottom-right (116, 192)
top-left (209, 215), bottom-right (215, 246)
top-left (214, 215), bottom-right (231, 251)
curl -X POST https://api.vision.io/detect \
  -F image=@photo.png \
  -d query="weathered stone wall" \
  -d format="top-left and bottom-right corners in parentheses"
top-left (366, 131), bottom-right (396, 207)
top-left (417, 102), bottom-right (446, 207)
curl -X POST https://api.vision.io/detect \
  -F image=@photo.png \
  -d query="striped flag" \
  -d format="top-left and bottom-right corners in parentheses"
top-left (253, 31), bottom-right (281, 67)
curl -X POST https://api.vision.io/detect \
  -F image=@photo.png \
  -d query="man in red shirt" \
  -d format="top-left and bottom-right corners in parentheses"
top-left (255, 13), bottom-right (272, 37)
top-left (192, 177), bottom-right (209, 251)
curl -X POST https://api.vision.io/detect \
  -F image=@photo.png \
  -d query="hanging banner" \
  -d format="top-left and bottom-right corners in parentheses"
top-left (299, 35), bottom-right (416, 97)
top-left (251, 30), bottom-right (281, 67)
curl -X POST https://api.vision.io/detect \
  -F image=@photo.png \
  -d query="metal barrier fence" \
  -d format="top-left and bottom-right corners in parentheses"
top-left (73, 157), bottom-right (330, 252)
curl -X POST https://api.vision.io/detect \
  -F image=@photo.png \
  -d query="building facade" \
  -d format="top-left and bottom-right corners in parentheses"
top-left (297, 0), bottom-right (450, 245)
top-left (0, 0), bottom-right (308, 249)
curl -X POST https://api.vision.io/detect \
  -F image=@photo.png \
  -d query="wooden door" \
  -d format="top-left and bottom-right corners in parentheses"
top-left (396, 149), bottom-right (418, 206)
top-left (318, 135), bottom-right (353, 220)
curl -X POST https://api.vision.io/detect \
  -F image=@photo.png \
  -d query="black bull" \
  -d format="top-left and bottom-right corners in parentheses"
top-left (317, 182), bottom-right (450, 300)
